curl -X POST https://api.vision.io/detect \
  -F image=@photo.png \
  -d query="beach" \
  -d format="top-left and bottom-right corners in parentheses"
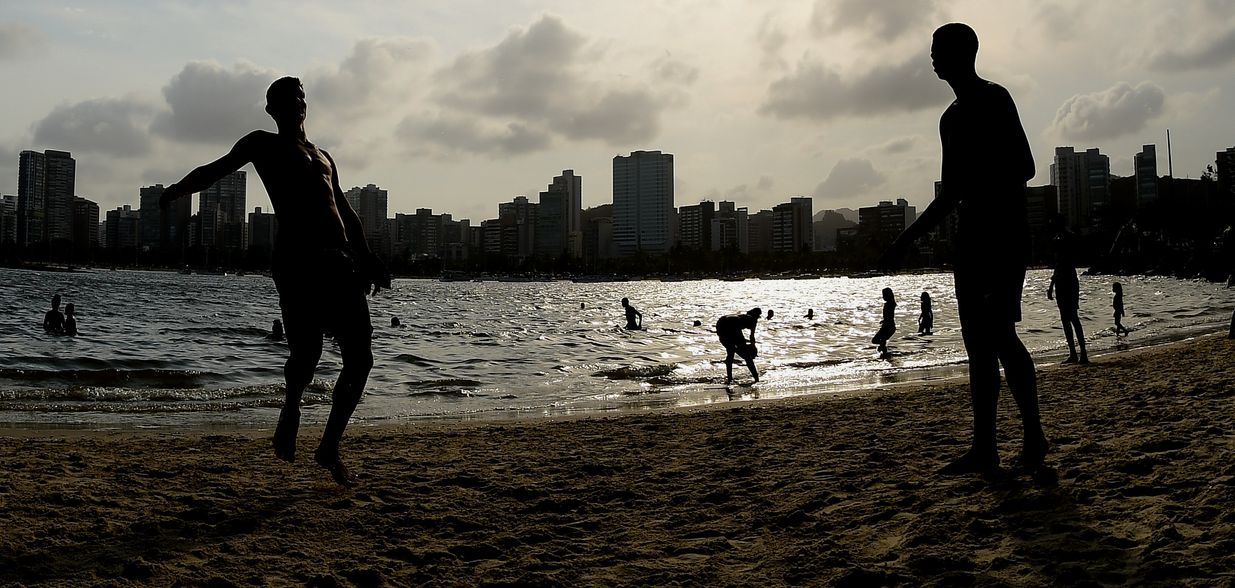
top-left (2, 333), bottom-right (1234, 586)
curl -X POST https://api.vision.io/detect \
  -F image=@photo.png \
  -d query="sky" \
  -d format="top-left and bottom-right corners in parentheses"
top-left (1, 0), bottom-right (1234, 222)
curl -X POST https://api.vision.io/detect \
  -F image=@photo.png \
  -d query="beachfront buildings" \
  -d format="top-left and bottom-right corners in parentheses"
top-left (17, 149), bottom-right (76, 253)
top-left (345, 184), bottom-right (389, 257)
top-left (1217, 146), bottom-right (1235, 199)
top-left (772, 197), bottom-right (814, 254)
top-left (711, 201), bottom-right (749, 253)
top-left (613, 150), bottom-right (674, 256)
top-left (677, 200), bottom-right (715, 251)
top-left (1051, 147), bottom-right (1111, 232)
top-left (1135, 145), bottom-right (1159, 206)
top-left (197, 170), bottom-right (248, 259)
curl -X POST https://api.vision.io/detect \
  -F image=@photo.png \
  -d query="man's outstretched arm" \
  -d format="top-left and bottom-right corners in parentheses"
top-left (160, 132), bottom-right (260, 208)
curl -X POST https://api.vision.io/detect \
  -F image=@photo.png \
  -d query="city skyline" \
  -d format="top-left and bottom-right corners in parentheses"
top-left (1, 1), bottom-right (1233, 220)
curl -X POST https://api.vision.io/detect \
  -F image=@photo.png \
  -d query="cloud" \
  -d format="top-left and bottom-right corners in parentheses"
top-left (813, 158), bottom-right (887, 200)
top-left (757, 175), bottom-right (774, 190)
top-left (1148, 27), bottom-right (1235, 71)
top-left (32, 96), bottom-right (156, 157)
top-left (0, 22), bottom-right (44, 60)
top-left (1048, 81), bottom-right (1166, 142)
top-left (755, 13), bottom-right (789, 69)
top-left (870, 135), bottom-right (920, 155)
top-left (761, 55), bottom-right (951, 121)
top-left (151, 61), bottom-right (280, 144)
top-left (403, 15), bottom-right (693, 155)
top-left (308, 37), bottom-right (434, 121)
top-left (811, 0), bottom-right (941, 41)
top-left (1035, 3), bottom-right (1084, 43)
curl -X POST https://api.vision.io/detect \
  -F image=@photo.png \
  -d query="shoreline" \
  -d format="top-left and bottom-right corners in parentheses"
top-left (3, 331), bottom-right (1234, 585)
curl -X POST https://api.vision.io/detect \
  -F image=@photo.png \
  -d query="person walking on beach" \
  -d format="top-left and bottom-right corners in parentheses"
top-left (1112, 282), bottom-right (1130, 336)
top-left (717, 308), bottom-right (761, 384)
top-left (872, 288), bottom-right (897, 357)
top-left (881, 23), bottom-right (1048, 475)
top-left (621, 297), bottom-right (642, 330)
top-left (159, 76), bottom-right (390, 487)
top-left (64, 303), bottom-right (78, 336)
top-left (1047, 218), bottom-right (1088, 364)
top-left (43, 294), bottom-right (65, 334)
top-left (918, 292), bottom-right (934, 335)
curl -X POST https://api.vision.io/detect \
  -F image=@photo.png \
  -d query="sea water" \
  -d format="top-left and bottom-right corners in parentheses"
top-left (2, 267), bottom-right (1231, 428)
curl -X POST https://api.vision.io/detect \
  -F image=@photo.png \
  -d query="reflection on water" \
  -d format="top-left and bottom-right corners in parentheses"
top-left (1, 267), bottom-right (1231, 427)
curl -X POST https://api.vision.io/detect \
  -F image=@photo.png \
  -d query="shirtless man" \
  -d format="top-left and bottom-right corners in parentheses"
top-left (43, 294), bottom-right (65, 334)
top-left (621, 297), bottom-right (642, 330)
top-left (882, 24), bottom-right (1047, 475)
top-left (160, 77), bottom-right (390, 486)
top-left (716, 308), bottom-right (761, 384)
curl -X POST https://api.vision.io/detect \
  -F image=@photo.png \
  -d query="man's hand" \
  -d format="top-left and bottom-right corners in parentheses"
top-left (159, 184), bottom-right (186, 210)
top-left (361, 253), bottom-right (393, 296)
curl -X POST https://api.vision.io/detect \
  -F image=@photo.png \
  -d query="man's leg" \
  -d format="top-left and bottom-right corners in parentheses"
top-left (1069, 311), bottom-right (1089, 363)
top-left (1059, 308), bottom-right (1078, 361)
top-left (274, 317), bottom-right (323, 462)
top-left (314, 286), bottom-right (373, 486)
top-left (745, 357), bottom-right (759, 382)
top-left (996, 323), bottom-right (1048, 469)
top-left (724, 347), bottom-right (735, 383)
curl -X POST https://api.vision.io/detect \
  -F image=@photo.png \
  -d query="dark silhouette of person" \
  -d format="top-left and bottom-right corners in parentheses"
top-left (43, 294), bottom-right (64, 334)
top-left (805, 308), bottom-right (815, 320)
top-left (1112, 282), bottom-right (1130, 336)
top-left (621, 297), bottom-right (642, 330)
top-left (266, 319), bottom-right (285, 341)
top-left (64, 303), bottom-right (78, 336)
top-left (766, 309), bottom-right (774, 320)
top-left (1047, 217), bottom-right (1088, 364)
top-left (716, 308), bottom-right (761, 384)
top-left (390, 316), bottom-right (401, 328)
top-left (881, 23), bottom-right (1047, 475)
top-left (693, 320), bottom-right (702, 327)
top-left (160, 76), bottom-right (390, 487)
top-left (918, 292), bottom-right (934, 335)
top-left (872, 288), bottom-right (897, 356)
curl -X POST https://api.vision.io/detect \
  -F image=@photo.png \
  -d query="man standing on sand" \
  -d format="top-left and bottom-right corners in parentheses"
top-left (160, 77), bottom-right (390, 487)
top-left (882, 23), bottom-right (1048, 475)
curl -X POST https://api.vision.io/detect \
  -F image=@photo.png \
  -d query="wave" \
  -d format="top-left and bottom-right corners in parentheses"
top-left (158, 326), bottom-right (271, 338)
top-left (393, 353), bottom-right (436, 366)
top-left (0, 382), bottom-right (332, 413)
top-left (404, 378), bottom-right (484, 389)
top-left (0, 368), bottom-right (216, 389)
top-left (592, 363), bottom-right (677, 381)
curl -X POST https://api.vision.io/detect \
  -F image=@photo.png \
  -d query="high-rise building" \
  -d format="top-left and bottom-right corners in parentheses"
top-left (771, 197), bottom-right (814, 254)
top-left (812, 210), bottom-right (857, 252)
top-left (536, 186), bottom-right (568, 259)
top-left (247, 206), bottom-right (278, 254)
top-left (344, 184), bottom-right (389, 256)
top-left (858, 198), bottom-right (915, 248)
top-left (677, 200), bottom-right (715, 251)
top-left (104, 205), bottom-right (140, 251)
top-left (1217, 146), bottom-right (1235, 199)
top-left (139, 185), bottom-right (165, 251)
top-left (547, 170), bottom-right (582, 257)
top-left (198, 170), bottom-right (246, 252)
top-left (72, 197), bottom-right (99, 259)
top-left (1051, 146), bottom-right (1110, 231)
top-left (747, 210), bottom-right (774, 254)
top-left (613, 150), bottom-right (673, 256)
top-left (17, 150), bottom-right (46, 247)
top-left (582, 204), bottom-right (614, 265)
top-left (0, 194), bottom-right (17, 245)
top-left (43, 150), bottom-right (76, 247)
top-left (1134, 145), bottom-right (1158, 206)
top-left (711, 201), bottom-right (748, 253)
top-left (393, 208), bottom-right (440, 258)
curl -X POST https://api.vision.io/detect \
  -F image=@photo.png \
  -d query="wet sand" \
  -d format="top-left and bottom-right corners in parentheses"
top-left (2, 333), bottom-right (1234, 586)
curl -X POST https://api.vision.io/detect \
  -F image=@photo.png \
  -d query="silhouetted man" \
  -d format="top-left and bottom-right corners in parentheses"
top-left (160, 76), bottom-right (390, 486)
top-left (43, 294), bottom-right (64, 334)
top-left (1047, 217), bottom-right (1088, 363)
top-left (882, 23), bottom-right (1047, 475)
top-left (621, 297), bottom-right (642, 330)
top-left (717, 308), bottom-right (761, 384)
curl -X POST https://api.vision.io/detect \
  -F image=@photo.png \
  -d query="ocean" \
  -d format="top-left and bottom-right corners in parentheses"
top-left (2, 267), bottom-right (1231, 429)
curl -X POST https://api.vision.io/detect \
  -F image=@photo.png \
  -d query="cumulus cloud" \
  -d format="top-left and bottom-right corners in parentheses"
top-left (32, 97), bottom-right (155, 157)
top-left (403, 15), bottom-right (693, 155)
top-left (151, 61), bottom-right (280, 144)
top-left (1148, 27), bottom-right (1235, 71)
top-left (761, 55), bottom-right (951, 121)
top-left (813, 158), bottom-right (887, 200)
top-left (0, 22), bottom-right (44, 59)
top-left (1049, 82), bottom-right (1166, 142)
top-left (309, 37), bottom-right (433, 121)
top-left (811, 0), bottom-right (941, 41)
top-left (756, 13), bottom-right (789, 69)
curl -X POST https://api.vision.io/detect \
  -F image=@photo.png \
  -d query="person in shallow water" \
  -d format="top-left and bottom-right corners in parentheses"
top-left (716, 308), bottom-right (761, 384)
top-left (43, 294), bottom-right (65, 334)
top-left (621, 297), bottom-right (642, 330)
top-left (63, 303), bottom-right (78, 336)
top-left (881, 23), bottom-right (1048, 476)
top-left (266, 319), bottom-right (285, 341)
top-left (872, 288), bottom-right (896, 357)
top-left (1047, 215), bottom-right (1088, 364)
top-left (160, 76), bottom-right (391, 487)
top-left (918, 292), bottom-right (934, 335)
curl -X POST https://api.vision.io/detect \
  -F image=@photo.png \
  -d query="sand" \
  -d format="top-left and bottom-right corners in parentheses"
top-left (2, 334), bottom-right (1235, 587)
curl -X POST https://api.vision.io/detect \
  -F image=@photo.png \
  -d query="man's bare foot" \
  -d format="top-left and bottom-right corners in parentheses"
top-left (1079, 353), bottom-right (1089, 364)
top-left (1061, 355), bottom-right (1078, 364)
top-left (272, 410), bottom-right (299, 463)
top-left (314, 447), bottom-right (358, 487)
top-left (1011, 437), bottom-right (1050, 473)
top-left (938, 449), bottom-right (1000, 475)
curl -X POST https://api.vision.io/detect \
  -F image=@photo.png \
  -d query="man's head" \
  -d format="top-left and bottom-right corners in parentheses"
top-left (931, 23), bottom-right (978, 81)
top-left (51, 294), bottom-right (61, 309)
top-left (883, 287), bottom-right (894, 302)
top-left (65, 303), bottom-right (75, 316)
top-left (265, 76), bottom-right (306, 125)
top-left (621, 297), bottom-right (629, 307)
top-left (747, 307), bottom-right (762, 318)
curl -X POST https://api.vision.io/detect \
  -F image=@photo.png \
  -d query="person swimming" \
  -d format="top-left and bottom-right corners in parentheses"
top-left (64, 303), bottom-right (78, 336)
top-left (621, 297), bottom-right (643, 330)
top-left (43, 294), bottom-right (65, 334)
